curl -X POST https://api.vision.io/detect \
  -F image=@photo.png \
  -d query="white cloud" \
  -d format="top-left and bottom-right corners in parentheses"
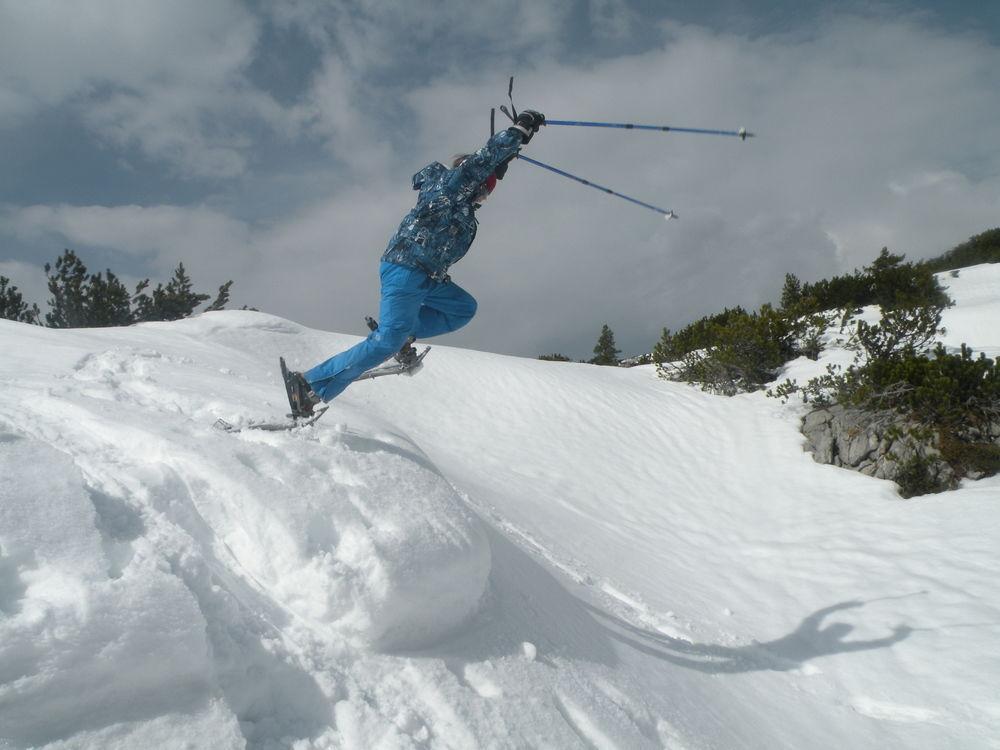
top-left (888, 171), bottom-right (964, 197)
top-left (0, 0), bottom-right (301, 178)
top-left (297, 56), bottom-right (397, 178)
top-left (269, 0), bottom-right (571, 61)
top-left (395, 14), bottom-right (1000, 355)
top-left (1, 191), bottom-right (406, 328)
top-left (267, 0), bottom-right (575, 179)
top-left (588, 0), bottom-right (640, 40)
top-left (3, 7), bottom-right (999, 358)
top-left (4, 204), bottom-right (254, 280)
top-left (0, 0), bottom-right (253, 103)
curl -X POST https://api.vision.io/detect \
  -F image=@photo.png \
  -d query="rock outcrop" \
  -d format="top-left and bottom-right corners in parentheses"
top-left (800, 405), bottom-right (956, 490)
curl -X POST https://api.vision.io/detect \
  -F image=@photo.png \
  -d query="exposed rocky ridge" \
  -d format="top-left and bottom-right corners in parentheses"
top-left (800, 405), bottom-right (1000, 494)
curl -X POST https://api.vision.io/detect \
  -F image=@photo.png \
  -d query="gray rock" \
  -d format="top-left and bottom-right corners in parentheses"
top-left (802, 409), bottom-right (832, 433)
top-left (809, 434), bottom-right (835, 464)
top-left (799, 404), bottom-right (961, 496)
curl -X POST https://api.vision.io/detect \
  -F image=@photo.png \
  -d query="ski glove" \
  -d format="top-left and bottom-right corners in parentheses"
top-left (494, 155), bottom-right (514, 180)
top-left (512, 109), bottom-right (545, 143)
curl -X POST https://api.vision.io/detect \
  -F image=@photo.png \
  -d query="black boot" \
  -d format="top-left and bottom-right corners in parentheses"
top-left (394, 336), bottom-right (419, 367)
top-left (289, 372), bottom-right (321, 417)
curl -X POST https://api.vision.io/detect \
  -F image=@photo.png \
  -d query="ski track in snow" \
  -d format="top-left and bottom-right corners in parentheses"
top-left (1, 264), bottom-right (999, 748)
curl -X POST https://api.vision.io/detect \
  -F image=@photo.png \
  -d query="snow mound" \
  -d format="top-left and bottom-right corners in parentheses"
top-left (223, 425), bottom-right (491, 648)
top-left (0, 315), bottom-right (491, 746)
top-left (3, 264), bottom-right (999, 750)
top-left (0, 435), bottom-right (243, 749)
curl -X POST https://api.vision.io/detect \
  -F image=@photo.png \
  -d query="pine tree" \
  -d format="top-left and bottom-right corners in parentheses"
top-left (780, 273), bottom-right (803, 310)
top-left (44, 249), bottom-right (90, 328)
top-left (0, 276), bottom-right (40, 324)
top-left (86, 270), bottom-right (133, 327)
top-left (589, 324), bottom-right (621, 366)
top-left (159, 262), bottom-right (210, 320)
top-left (42, 250), bottom-right (237, 326)
top-left (133, 263), bottom-right (211, 322)
top-left (924, 227), bottom-right (1000, 272)
top-left (44, 251), bottom-right (134, 327)
top-left (205, 280), bottom-right (233, 312)
top-left (131, 279), bottom-right (153, 322)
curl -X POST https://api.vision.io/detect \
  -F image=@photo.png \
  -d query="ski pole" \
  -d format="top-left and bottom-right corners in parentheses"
top-left (545, 119), bottom-right (753, 140)
top-left (516, 154), bottom-right (677, 220)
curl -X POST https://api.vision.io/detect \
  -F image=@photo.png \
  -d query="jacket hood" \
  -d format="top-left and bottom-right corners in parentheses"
top-left (412, 162), bottom-right (448, 190)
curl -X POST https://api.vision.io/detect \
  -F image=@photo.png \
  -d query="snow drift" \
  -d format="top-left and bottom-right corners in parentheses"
top-left (1, 264), bottom-right (999, 749)
top-left (1, 314), bottom-right (491, 748)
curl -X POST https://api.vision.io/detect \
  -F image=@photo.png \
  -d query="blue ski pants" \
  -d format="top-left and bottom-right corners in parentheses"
top-left (304, 262), bottom-right (477, 402)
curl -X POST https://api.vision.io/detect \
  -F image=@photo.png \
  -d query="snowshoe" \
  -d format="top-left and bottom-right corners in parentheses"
top-left (214, 407), bottom-right (329, 434)
top-left (354, 345), bottom-right (431, 381)
top-left (364, 318), bottom-right (424, 374)
top-left (215, 347), bottom-right (426, 434)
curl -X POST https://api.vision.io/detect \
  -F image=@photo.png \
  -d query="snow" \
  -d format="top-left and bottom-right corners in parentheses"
top-left (939, 263), bottom-right (1000, 358)
top-left (1, 264), bottom-right (999, 749)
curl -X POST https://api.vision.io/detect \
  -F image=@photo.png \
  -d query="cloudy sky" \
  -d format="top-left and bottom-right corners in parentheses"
top-left (2, 0), bottom-right (998, 359)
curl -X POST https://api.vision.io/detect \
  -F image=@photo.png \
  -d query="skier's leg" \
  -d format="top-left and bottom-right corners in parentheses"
top-left (304, 263), bottom-right (429, 401)
top-left (413, 278), bottom-right (478, 339)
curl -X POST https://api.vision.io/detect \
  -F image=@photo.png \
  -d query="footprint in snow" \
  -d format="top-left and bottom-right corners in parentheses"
top-left (850, 696), bottom-right (946, 724)
top-left (444, 661), bottom-right (503, 699)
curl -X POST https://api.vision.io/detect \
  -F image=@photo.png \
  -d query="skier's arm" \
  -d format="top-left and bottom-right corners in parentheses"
top-left (451, 110), bottom-right (545, 193)
top-left (451, 129), bottom-right (524, 192)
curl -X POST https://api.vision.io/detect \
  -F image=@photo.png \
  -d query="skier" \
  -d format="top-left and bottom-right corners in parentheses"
top-left (285, 108), bottom-right (546, 416)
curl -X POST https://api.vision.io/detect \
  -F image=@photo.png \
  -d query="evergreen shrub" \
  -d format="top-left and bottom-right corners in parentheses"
top-left (42, 249), bottom-right (233, 328)
top-left (0, 277), bottom-right (40, 324)
top-left (923, 228), bottom-right (1000, 272)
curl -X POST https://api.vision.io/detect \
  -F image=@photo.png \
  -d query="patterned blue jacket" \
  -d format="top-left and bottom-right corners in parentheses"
top-left (381, 128), bottom-right (524, 279)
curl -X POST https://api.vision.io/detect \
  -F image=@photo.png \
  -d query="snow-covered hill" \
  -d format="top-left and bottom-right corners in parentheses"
top-left (2, 265), bottom-right (999, 749)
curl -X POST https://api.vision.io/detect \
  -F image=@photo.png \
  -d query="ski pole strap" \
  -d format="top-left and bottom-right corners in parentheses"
top-left (516, 154), bottom-right (676, 220)
top-left (545, 120), bottom-right (753, 140)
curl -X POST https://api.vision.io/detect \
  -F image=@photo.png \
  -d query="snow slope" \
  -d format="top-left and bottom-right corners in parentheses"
top-left (1, 265), bottom-right (998, 749)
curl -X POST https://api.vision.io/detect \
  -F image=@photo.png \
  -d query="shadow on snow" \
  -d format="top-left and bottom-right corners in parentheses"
top-left (586, 599), bottom-right (913, 674)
